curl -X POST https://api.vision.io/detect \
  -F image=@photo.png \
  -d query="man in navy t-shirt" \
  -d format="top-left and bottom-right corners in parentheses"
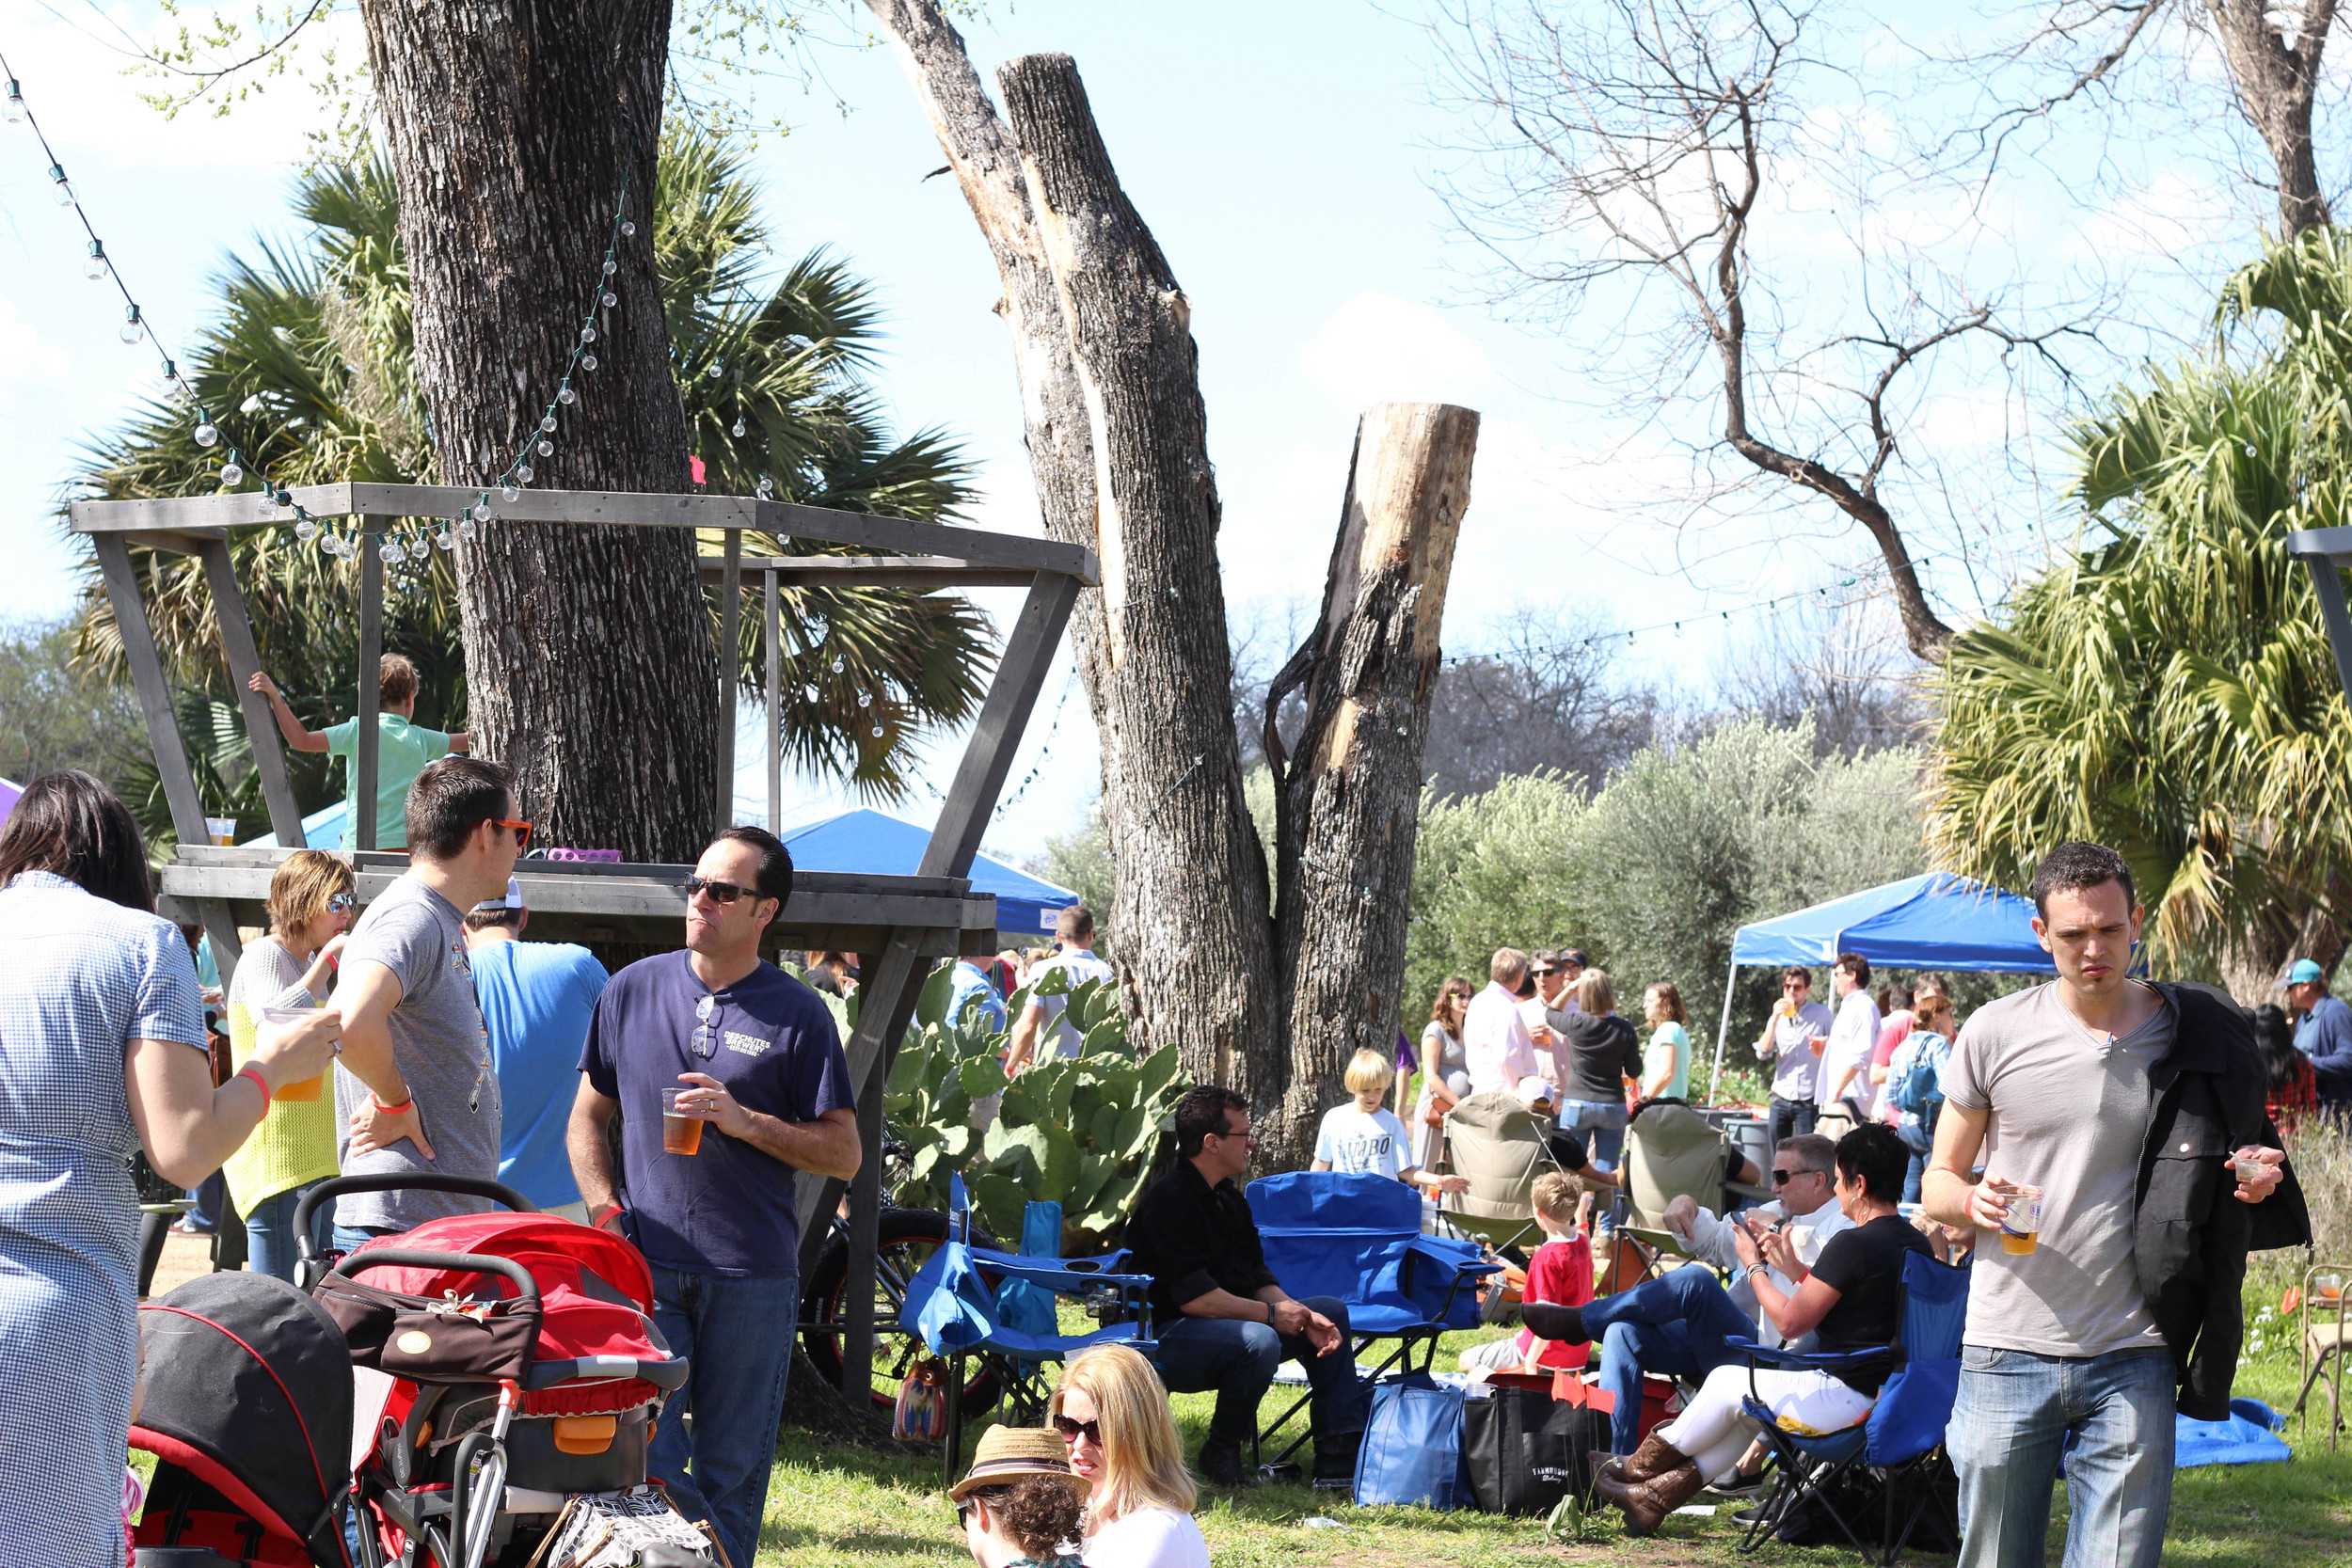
top-left (567, 827), bottom-right (858, 1568)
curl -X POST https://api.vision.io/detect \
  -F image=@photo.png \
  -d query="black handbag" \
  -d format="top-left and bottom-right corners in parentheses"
top-left (1461, 1384), bottom-right (1611, 1515)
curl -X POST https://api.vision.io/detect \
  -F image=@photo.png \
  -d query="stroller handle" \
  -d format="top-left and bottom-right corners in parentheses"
top-left (294, 1173), bottom-right (536, 1260)
top-left (332, 1246), bottom-right (543, 1312)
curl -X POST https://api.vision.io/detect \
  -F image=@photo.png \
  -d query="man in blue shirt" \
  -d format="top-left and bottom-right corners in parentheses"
top-left (566, 826), bottom-right (858, 1568)
top-left (2284, 958), bottom-right (2352, 1113)
top-left (465, 878), bottom-right (608, 1218)
top-left (946, 946), bottom-right (1007, 1034)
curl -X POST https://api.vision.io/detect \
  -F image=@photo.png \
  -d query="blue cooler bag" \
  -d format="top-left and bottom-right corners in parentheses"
top-left (1354, 1374), bottom-right (1470, 1508)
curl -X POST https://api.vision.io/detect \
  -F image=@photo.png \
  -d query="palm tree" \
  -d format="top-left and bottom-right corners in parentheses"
top-left (68, 128), bottom-right (992, 839)
top-left (1925, 229), bottom-right (2352, 995)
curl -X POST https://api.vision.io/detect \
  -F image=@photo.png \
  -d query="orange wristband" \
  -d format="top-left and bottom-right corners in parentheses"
top-left (373, 1092), bottom-right (414, 1115)
top-left (235, 1065), bottom-right (271, 1108)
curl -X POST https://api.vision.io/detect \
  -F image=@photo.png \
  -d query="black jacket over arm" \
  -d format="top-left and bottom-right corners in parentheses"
top-left (2140, 983), bottom-right (2312, 1419)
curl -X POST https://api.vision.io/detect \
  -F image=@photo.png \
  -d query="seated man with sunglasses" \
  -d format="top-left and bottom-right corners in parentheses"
top-left (566, 825), bottom-right (859, 1568)
top-left (1518, 1133), bottom-right (1851, 1464)
top-left (331, 756), bottom-right (529, 1246)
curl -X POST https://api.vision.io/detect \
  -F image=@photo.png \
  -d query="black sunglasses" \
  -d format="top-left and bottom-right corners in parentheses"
top-left (1770, 1166), bottom-right (1820, 1185)
top-left (1052, 1413), bottom-right (1102, 1445)
top-left (682, 874), bottom-right (764, 905)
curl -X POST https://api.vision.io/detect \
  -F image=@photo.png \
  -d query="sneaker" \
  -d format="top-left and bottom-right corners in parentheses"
top-left (1708, 1468), bottom-right (1772, 1499)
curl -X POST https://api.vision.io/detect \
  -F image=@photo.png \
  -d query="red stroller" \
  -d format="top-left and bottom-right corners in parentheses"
top-left (291, 1175), bottom-right (709, 1568)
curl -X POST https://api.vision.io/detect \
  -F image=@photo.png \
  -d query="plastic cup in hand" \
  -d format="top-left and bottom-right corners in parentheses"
top-left (1999, 1184), bottom-right (2045, 1256)
top-left (2233, 1149), bottom-right (2266, 1185)
top-left (661, 1086), bottom-right (706, 1156)
top-left (1807, 1032), bottom-right (1828, 1056)
top-left (258, 1005), bottom-right (330, 1101)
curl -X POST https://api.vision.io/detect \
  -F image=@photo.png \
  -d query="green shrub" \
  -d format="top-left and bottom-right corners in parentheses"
top-left (882, 962), bottom-right (1182, 1251)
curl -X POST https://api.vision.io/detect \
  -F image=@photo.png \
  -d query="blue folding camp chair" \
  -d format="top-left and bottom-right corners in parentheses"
top-left (1730, 1250), bottom-right (1969, 1562)
top-left (1245, 1171), bottom-right (1499, 1468)
top-left (900, 1175), bottom-right (1157, 1476)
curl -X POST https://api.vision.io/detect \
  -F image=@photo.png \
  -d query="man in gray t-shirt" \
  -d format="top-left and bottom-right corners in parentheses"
top-left (328, 755), bottom-right (524, 1238)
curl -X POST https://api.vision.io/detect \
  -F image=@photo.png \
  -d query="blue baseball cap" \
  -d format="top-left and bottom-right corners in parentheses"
top-left (2286, 958), bottom-right (2326, 987)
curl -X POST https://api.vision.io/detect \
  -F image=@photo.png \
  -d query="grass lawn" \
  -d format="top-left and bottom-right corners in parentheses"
top-left (753, 1304), bottom-right (2352, 1567)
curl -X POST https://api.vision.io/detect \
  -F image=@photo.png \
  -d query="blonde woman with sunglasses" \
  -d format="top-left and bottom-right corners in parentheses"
top-left (223, 848), bottom-right (359, 1279)
top-left (1049, 1345), bottom-right (1208, 1568)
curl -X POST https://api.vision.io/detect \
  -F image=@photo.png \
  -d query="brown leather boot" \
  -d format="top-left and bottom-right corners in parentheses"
top-left (1616, 1430), bottom-right (1686, 1482)
top-left (1595, 1458), bottom-right (1706, 1536)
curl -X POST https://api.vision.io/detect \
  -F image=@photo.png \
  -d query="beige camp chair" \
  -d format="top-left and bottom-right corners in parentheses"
top-left (1613, 1101), bottom-right (1770, 1287)
top-left (1436, 1090), bottom-right (1566, 1257)
top-left (2294, 1261), bottom-right (2350, 1452)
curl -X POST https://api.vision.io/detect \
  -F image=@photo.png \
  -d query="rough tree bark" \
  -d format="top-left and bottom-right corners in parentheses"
top-left (359, 1), bottom-right (721, 859)
top-left (2205, 0), bottom-right (2337, 237)
top-left (870, 3), bottom-right (1479, 1166)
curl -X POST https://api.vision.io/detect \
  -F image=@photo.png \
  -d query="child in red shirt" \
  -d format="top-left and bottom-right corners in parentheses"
top-left (1460, 1169), bottom-right (1594, 1374)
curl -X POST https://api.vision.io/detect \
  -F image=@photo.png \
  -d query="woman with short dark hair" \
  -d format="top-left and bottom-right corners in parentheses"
top-left (0, 770), bottom-right (338, 1565)
top-left (1594, 1124), bottom-right (1931, 1533)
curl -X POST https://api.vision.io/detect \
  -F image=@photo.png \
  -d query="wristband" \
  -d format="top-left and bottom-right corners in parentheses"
top-left (591, 1203), bottom-right (626, 1230)
top-left (1265, 1301), bottom-right (1277, 1326)
top-left (235, 1065), bottom-right (271, 1108)
top-left (373, 1091), bottom-right (415, 1115)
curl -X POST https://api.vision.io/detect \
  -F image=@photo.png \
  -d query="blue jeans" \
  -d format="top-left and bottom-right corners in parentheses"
top-left (246, 1180), bottom-right (335, 1282)
top-left (1770, 1095), bottom-right (1819, 1149)
top-left (1948, 1345), bottom-right (2174, 1568)
top-left (646, 1266), bottom-right (799, 1568)
top-left (1559, 1100), bottom-right (1628, 1171)
top-left (1583, 1264), bottom-right (1757, 1453)
top-left (1152, 1295), bottom-right (1360, 1453)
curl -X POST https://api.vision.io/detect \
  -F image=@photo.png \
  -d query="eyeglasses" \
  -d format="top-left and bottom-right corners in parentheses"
top-left (326, 892), bottom-right (358, 913)
top-left (491, 816), bottom-right (534, 850)
top-left (1051, 1414), bottom-right (1102, 1445)
top-left (1212, 1125), bottom-right (1257, 1145)
top-left (692, 992), bottom-right (718, 1059)
top-left (1770, 1166), bottom-right (1821, 1185)
top-left (682, 874), bottom-right (762, 905)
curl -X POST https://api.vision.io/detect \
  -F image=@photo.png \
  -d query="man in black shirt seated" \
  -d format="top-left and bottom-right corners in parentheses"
top-left (1126, 1085), bottom-right (1361, 1488)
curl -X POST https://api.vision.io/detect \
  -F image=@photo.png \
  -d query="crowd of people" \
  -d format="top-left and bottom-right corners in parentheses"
top-left (0, 670), bottom-right (2328, 1568)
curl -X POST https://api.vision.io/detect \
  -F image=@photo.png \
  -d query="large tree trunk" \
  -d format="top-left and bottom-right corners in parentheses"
top-left (359, 1), bottom-right (721, 860)
top-left (2205, 0), bottom-right (2336, 239)
top-left (1264, 405), bottom-right (1478, 1156)
top-left (870, 2), bottom-right (1481, 1168)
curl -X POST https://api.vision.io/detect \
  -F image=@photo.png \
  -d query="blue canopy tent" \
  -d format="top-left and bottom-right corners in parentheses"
top-left (782, 808), bottom-right (1081, 940)
top-left (1708, 872), bottom-right (2056, 1101)
top-left (243, 800), bottom-right (349, 850)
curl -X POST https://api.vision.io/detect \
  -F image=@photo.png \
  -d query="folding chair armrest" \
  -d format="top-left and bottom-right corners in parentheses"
top-left (1733, 1336), bottom-right (1893, 1386)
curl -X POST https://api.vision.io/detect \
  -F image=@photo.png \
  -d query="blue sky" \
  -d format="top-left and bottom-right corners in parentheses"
top-left (0, 1), bottom-right (2303, 860)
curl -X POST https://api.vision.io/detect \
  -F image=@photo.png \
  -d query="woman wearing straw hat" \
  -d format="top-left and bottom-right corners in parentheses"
top-left (952, 1425), bottom-right (1092, 1568)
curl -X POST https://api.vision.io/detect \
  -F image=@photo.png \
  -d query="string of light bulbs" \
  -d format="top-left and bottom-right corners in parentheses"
top-left (2, 51), bottom-right (636, 578)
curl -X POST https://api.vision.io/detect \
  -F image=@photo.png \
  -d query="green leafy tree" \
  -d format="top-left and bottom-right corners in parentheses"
top-left (67, 128), bottom-right (992, 838)
top-left (1927, 229), bottom-right (2352, 997)
top-left (0, 617), bottom-right (148, 785)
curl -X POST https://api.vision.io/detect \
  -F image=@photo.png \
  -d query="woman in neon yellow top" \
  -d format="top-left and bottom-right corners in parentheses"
top-left (224, 850), bottom-right (356, 1279)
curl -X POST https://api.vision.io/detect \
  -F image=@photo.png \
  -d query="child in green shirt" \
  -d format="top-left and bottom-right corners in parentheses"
top-left (249, 653), bottom-right (470, 849)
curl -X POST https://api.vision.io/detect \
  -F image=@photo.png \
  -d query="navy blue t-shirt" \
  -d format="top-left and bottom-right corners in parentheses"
top-left (580, 950), bottom-right (854, 1277)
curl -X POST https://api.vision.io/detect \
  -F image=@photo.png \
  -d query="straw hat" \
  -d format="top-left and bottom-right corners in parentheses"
top-left (948, 1425), bottom-right (1091, 1502)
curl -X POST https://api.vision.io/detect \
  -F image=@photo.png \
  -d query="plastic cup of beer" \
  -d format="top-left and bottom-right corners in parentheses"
top-left (1999, 1184), bottom-right (2045, 1256)
top-left (661, 1086), bottom-right (706, 1156)
top-left (258, 1005), bottom-right (329, 1101)
top-left (205, 816), bottom-right (236, 847)
top-left (2314, 1270), bottom-right (2344, 1302)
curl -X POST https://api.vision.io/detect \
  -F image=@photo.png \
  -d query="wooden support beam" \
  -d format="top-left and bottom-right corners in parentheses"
top-left (356, 522), bottom-right (383, 852)
top-left (72, 484), bottom-right (356, 531)
top-left (198, 538), bottom-right (306, 847)
top-left (765, 569), bottom-right (784, 831)
top-left (92, 536), bottom-right (210, 848)
top-left (717, 530), bottom-right (741, 830)
top-left (695, 556), bottom-right (1038, 590)
top-left (922, 572), bottom-right (1081, 878)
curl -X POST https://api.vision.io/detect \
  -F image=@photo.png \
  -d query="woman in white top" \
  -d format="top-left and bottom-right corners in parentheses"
top-left (1050, 1345), bottom-right (1210, 1568)
top-left (1314, 1049), bottom-right (1470, 1196)
top-left (1410, 976), bottom-right (1474, 1172)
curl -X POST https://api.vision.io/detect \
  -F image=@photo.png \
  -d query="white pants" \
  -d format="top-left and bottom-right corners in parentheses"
top-left (1459, 1335), bottom-right (1527, 1374)
top-left (1655, 1363), bottom-right (1874, 1483)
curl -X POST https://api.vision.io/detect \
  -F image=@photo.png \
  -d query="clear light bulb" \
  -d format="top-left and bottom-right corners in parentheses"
top-left (756, 479), bottom-right (774, 500)
top-left (53, 170), bottom-right (74, 207)
top-left (500, 483), bottom-right (519, 503)
top-left (470, 500), bottom-right (492, 522)
top-left (731, 418), bottom-right (747, 438)
top-left (536, 438), bottom-right (553, 456)
top-left (218, 459), bottom-right (243, 486)
top-left (119, 307), bottom-right (143, 344)
top-left (84, 241), bottom-right (106, 281)
top-left (580, 354), bottom-right (596, 372)
top-left (382, 539), bottom-right (405, 565)
top-left (193, 420), bottom-right (219, 449)
top-left (460, 516), bottom-right (480, 544)
top-left (580, 325), bottom-right (596, 344)
top-left (4, 83), bottom-right (23, 125)
top-left (620, 219), bottom-right (637, 238)
top-left (600, 290), bottom-right (618, 309)
top-left (831, 656), bottom-right (846, 674)
top-left (515, 464), bottom-right (533, 483)
top-left (295, 519), bottom-right (319, 543)
top-left (706, 363), bottom-right (722, 381)
top-left (540, 414), bottom-right (558, 434)
top-left (2246, 442), bottom-right (2258, 456)
top-left (437, 528), bottom-right (455, 550)
top-left (857, 691), bottom-right (872, 708)
top-left (601, 258), bottom-right (617, 277)
top-left (870, 721), bottom-right (884, 739)
top-left (558, 386), bottom-right (577, 406)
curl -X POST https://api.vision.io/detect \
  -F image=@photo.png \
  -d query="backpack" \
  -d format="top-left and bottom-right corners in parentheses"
top-left (1890, 1031), bottom-right (1951, 1122)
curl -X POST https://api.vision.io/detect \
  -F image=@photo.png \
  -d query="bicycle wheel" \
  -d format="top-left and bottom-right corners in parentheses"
top-left (800, 1207), bottom-right (1003, 1418)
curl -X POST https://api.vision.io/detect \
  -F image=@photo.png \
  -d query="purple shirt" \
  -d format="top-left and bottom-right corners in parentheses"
top-left (580, 951), bottom-right (853, 1277)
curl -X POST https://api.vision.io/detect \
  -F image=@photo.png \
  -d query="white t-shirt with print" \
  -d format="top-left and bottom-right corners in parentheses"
top-left (1313, 1102), bottom-right (1412, 1178)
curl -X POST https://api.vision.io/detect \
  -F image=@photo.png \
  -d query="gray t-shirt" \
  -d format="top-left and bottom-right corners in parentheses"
top-left (1942, 980), bottom-right (2172, 1358)
top-left (333, 873), bottom-right (503, 1230)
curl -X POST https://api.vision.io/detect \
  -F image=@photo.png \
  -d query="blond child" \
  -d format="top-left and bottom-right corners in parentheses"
top-left (1312, 1048), bottom-right (1470, 1196)
top-left (1459, 1170), bottom-right (1596, 1375)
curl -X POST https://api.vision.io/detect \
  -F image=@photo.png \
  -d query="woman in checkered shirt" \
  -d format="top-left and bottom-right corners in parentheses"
top-left (0, 772), bottom-right (336, 1566)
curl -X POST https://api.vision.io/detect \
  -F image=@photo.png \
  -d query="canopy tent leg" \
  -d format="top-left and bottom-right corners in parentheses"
top-left (1708, 957), bottom-right (1740, 1104)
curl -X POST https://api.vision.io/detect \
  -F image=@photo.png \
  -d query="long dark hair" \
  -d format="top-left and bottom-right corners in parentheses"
top-left (2251, 1004), bottom-right (2303, 1096)
top-left (0, 769), bottom-right (155, 912)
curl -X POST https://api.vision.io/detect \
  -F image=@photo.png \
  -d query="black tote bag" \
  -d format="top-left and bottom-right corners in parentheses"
top-left (1461, 1384), bottom-right (1611, 1515)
